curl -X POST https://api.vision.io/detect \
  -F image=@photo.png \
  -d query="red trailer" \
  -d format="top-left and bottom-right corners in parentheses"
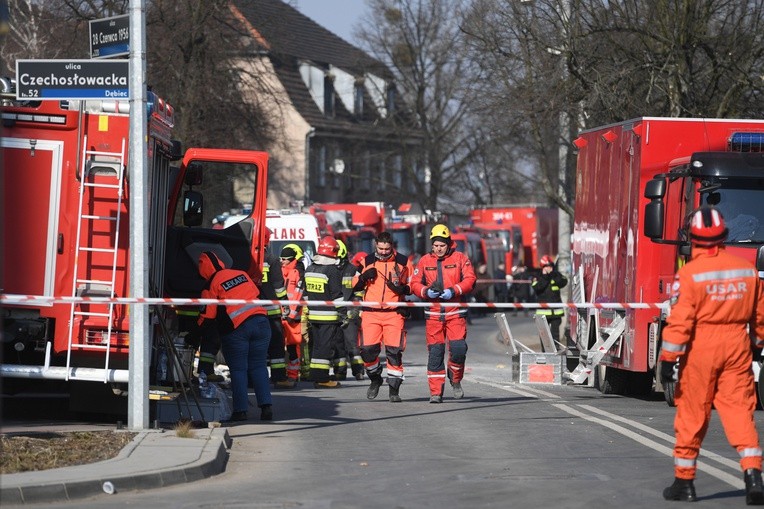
top-left (569, 117), bottom-right (764, 402)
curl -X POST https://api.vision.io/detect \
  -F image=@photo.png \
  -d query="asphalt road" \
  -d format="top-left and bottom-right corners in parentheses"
top-left (9, 313), bottom-right (760, 508)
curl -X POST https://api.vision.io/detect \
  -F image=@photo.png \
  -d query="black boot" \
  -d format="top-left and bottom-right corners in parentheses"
top-left (367, 374), bottom-right (383, 400)
top-left (662, 477), bottom-right (696, 502)
top-left (389, 384), bottom-right (402, 403)
top-left (745, 468), bottom-right (764, 505)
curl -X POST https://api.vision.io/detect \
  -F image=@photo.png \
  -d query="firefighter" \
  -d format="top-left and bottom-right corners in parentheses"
top-left (260, 228), bottom-right (289, 387)
top-left (303, 236), bottom-right (346, 388)
top-left (532, 254), bottom-right (567, 347)
top-left (279, 243), bottom-right (305, 387)
top-left (337, 240), bottom-right (365, 380)
top-left (660, 207), bottom-right (764, 504)
top-left (410, 225), bottom-right (476, 403)
top-left (353, 233), bottom-right (412, 402)
top-left (197, 251), bottom-right (272, 422)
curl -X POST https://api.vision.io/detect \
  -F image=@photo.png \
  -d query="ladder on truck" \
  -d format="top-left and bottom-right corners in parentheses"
top-left (66, 137), bottom-right (127, 382)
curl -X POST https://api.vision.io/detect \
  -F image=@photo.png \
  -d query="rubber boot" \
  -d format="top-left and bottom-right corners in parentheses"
top-left (451, 382), bottom-right (464, 399)
top-left (367, 373), bottom-right (383, 400)
top-left (745, 468), bottom-right (764, 505)
top-left (662, 477), bottom-right (697, 502)
top-left (260, 404), bottom-right (273, 421)
top-left (389, 384), bottom-right (402, 403)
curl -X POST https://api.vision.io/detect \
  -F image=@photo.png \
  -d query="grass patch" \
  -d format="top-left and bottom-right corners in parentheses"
top-left (0, 431), bottom-right (136, 474)
top-left (173, 420), bottom-right (197, 438)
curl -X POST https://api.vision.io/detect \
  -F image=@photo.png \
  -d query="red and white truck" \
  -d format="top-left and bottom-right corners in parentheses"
top-left (470, 206), bottom-right (558, 269)
top-left (569, 117), bottom-right (764, 401)
top-left (1, 88), bottom-right (269, 408)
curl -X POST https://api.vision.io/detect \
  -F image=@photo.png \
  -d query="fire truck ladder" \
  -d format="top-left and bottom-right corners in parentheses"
top-left (66, 137), bottom-right (127, 382)
top-left (566, 313), bottom-right (626, 385)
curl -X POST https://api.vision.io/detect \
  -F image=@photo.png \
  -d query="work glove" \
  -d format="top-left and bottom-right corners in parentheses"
top-left (440, 288), bottom-right (454, 300)
top-left (346, 307), bottom-right (360, 321)
top-left (359, 267), bottom-right (377, 283)
top-left (286, 315), bottom-right (301, 325)
top-left (660, 360), bottom-right (678, 384)
top-left (426, 287), bottom-right (441, 299)
top-left (340, 317), bottom-right (351, 329)
top-left (386, 280), bottom-right (410, 295)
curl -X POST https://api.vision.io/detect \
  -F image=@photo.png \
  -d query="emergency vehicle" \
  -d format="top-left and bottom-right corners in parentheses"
top-left (568, 117), bottom-right (764, 403)
top-left (1, 87), bottom-right (269, 409)
top-left (265, 209), bottom-right (320, 268)
top-left (470, 206), bottom-right (558, 268)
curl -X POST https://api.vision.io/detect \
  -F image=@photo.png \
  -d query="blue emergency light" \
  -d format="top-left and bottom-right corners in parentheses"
top-left (728, 132), bottom-right (764, 153)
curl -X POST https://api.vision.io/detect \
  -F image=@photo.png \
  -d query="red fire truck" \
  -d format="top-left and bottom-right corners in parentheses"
top-left (1, 89), bottom-right (269, 408)
top-left (569, 117), bottom-right (764, 402)
top-left (310, 202), bottom-right (385, 254)
top-left (470, 206), bottom-right (558, 268)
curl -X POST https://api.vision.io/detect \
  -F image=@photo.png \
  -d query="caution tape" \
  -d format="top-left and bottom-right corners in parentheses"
top-left (0, 293), bottom-right (669, 310)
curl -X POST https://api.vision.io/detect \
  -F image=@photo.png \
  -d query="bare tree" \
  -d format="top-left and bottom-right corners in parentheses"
top-left (357, 0), bottom-right (481, 214)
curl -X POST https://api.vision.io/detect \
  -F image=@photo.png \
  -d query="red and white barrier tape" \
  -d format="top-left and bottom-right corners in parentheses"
top-left (0, 293), bottom-right (668, 310)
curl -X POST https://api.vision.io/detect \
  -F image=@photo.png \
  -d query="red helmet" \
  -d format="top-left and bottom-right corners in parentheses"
top-left (317, 236), bottom-right (339, 257)
top-left (689, 207), bottom-right (727, 247)
top-left (539, 254), bottom-right (554, 267)
top-left (351, 251), bottom-right (368, 268)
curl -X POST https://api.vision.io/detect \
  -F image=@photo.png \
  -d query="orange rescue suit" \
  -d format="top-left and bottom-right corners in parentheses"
top-left (198, 252), bottom-right (266, 331)
top-left (660, 245), bottom-right (764, 480)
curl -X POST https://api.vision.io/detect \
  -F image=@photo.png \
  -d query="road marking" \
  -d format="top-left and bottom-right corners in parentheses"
top-left (472, 378), bottom-right (744, 489)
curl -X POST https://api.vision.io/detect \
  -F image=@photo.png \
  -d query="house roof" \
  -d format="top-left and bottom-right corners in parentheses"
top-left (230, 0), bottom-right (407, 137)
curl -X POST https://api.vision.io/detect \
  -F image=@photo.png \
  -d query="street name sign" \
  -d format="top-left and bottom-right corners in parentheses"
top-left (15, 59), bottom-right (130, 100)
top-left (90, 14), bottom-right (129, 59)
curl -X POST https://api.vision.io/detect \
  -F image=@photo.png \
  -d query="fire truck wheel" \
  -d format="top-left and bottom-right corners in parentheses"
top-left (595, 365), bottom-right (627, 395)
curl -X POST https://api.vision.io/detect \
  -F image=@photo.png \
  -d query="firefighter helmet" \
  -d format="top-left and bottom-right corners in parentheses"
top-left (280, 243), bottom-right (303, 261)
top-left (336, 239), bottom-right (348, 260)
top-left (430, 224), bottom-right (451, 241)
top-left (689, 207), bottom-right (728, 247)
top-left (317, 236), bottom-right (339, 257)
top-left (539, 254), bottom-right (554, 267)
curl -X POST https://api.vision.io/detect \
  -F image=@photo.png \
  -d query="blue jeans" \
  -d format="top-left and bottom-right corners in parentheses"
top-left (221, 314), bottom-right (272, 412)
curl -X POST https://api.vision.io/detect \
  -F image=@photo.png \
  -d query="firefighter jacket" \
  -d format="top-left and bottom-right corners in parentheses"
top-left (304, 255), bottom-right (345, 322)
top-left (352, 252), bottom-right (412, 311)
top-left (260, 248), bottom-right (287, 318)
top-left (198, 253), bottom-right (265, 333)
top-left (660, 246), bottom-right (764, 363)
top-left (532, 269), bottom-right (568, 316)
top-left (281, 258), bottom-right (304, 322)
top-left (411, 248), bottom-right (476, 319)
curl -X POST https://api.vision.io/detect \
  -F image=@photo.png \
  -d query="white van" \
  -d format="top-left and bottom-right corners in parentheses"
top-left (265, 209), bottom-right (321, 268)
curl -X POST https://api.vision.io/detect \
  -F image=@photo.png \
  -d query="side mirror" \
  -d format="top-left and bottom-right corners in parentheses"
top-left (183, 190), bottom-right (203, 227)
top-left (644, 178), bottom-right (665, 199)
top-left (644, 202), bottom-right (665, 239)
top-left (184, 162), bottom-right (203, 186)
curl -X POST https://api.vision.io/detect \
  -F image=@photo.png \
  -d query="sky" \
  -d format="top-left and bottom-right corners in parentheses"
top-left (293, 0), bottom-right (371, 46)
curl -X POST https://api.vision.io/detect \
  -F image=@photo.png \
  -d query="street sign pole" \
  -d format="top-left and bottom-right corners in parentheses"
top-left (127, 0), bottom-right (149, 431)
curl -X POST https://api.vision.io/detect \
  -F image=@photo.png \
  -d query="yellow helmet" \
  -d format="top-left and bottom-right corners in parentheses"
top-left (430, 224), bottom-right (451, 240)
top-left (281, 243), bottom-right (304, 261)
top-left (336, 239), bottom-right (348, 259)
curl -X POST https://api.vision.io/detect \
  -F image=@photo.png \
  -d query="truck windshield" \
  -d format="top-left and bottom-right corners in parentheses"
top-left (708, 179), bottom-right (764, 243)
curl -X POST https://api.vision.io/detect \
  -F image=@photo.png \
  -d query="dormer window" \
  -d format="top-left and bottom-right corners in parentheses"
top-left (386, 85), bottom-right (396, 116)
top-left (354, 80), bottom-right (364, 118)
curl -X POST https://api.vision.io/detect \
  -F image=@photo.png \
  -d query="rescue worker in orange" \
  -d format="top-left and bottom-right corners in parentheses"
top-left (303, 236), bottom-right (346, 388)
top-left (260, 228), bottom-right (289, 386)
top-left (353, 231), bottom-right (412, 402)
top-left (410, 225), bottom-right (476, 403)
top-left (337, 242), bottom-right (365, 380)
top-left (279, 244), bottom-right (305, 387)
top-left (660, 207), bottom-right (764, 504)
top-left (198, 251), bottom-right (272, 422)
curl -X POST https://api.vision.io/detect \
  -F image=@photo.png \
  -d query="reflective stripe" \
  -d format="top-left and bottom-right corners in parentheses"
top-left (229, 303), bottom-right (259, 319)
top-left (365, 361), bottom-right (381, 372)
top-left (536, 309), bottom-right (564, 316)
top-left (674, 457), bottom-right (696, 467)
top-left (333, 358), bottom-right (348, 367)
top-left (740, 448), bottom-right (763, 458)
top-left (427, 373), bottom-right (447, 379)
top-left (387, 367), bottom-right (403, 378)
top-left (691, 268), bottom-right (756, 282)
top-left (662, 341), bottom-right (686, 353)
top-left (176, 310), bottom-right (200, 316)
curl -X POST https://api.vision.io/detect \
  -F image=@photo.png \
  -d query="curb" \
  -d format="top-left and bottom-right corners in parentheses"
top-left (1, 428), bottom-right (231, 505)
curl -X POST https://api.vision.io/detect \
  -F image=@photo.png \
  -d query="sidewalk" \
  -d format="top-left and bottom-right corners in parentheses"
top-left (1, 426), bottom-right (230, 505)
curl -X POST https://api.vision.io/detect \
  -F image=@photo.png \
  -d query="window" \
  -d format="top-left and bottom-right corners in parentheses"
top-left (317, 145), bottom-right (327, 188)
top-left (392, 155), bottom-right (402, 188)
top-left (324, 74), bottom-right (335, 118)
top-left (354, 83), bottom-right (364, 117)
top-left (361, 151), bottom-right (371, 191)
